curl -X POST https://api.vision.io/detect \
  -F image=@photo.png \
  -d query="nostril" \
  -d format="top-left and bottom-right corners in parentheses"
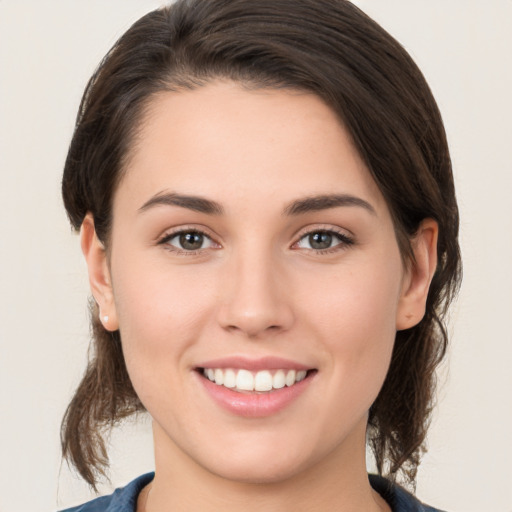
top-left (216, 285), bottom-right (295, 337)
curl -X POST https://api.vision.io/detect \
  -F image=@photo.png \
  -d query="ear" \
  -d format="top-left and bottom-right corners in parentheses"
top-left (80, 213), bottom-right (119, 331)
top-left (396, 219), bottom-right (438, 331)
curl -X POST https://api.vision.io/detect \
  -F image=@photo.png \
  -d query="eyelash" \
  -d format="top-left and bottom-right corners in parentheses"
top-left (292, 228), bottom-right (355, 254)
top-left (157, 227), bottom-right (355, 256)
top-left (157, 227), bottom-right (218, 256)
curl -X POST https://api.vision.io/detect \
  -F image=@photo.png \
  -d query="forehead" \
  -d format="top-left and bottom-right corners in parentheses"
top-left (116, 80), bottom-right (387, 216)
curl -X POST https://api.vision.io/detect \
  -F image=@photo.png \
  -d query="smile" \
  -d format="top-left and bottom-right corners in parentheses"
top-left (201, 368), bottom-right (309, 393)
top-left (195, 357), bottom-right (316, 417)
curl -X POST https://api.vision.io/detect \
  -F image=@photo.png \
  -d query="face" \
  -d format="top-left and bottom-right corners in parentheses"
top-left (89, 81), bottom-right (427, 484)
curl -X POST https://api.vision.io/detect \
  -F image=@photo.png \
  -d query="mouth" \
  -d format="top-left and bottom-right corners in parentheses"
top-left (197, 367), bottom-right (316, 393)
top-left (194, 356), bottom-right (317, 417)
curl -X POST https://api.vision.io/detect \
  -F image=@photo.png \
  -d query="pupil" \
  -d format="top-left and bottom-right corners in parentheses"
top-left (309, 232), bottom-right (332, 250)
top-left (180, 232), bottom-right (203, 250)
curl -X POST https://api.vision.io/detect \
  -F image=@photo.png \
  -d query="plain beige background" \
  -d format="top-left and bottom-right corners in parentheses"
top-left (0, 1), bottom-right (511, 511)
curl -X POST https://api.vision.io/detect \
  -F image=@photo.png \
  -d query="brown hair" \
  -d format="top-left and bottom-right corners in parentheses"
top-left (61, 0), bottom-right (461, 490)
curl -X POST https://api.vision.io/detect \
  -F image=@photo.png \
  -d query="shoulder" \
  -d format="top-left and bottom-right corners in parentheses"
top-left (369, 474), bottom-right (447, 512)
top-left (59, 473), bottom-right (154, 512)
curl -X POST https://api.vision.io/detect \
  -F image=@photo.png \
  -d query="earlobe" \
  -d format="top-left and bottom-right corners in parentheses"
top-left (396, 219), bottom-right (438, 331)
top-left (80, 214), bottom-right (119, 331)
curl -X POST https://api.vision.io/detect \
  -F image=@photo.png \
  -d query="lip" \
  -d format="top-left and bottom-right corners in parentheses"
top-left (194, 356), bottom-right (316, 418)
top-left (196, 356), bottom-right (312, 372)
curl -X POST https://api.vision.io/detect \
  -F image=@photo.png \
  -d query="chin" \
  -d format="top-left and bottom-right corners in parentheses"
top-left (190, 428), bottom-right (332, 486)
top-left (202, 454), bottom-right (311, 485)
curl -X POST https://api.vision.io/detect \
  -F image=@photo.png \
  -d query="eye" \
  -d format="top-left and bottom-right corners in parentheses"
top-left (159, 230), bottom-right (217, 252)
top-left (295, 229), bottom-right (353, 252)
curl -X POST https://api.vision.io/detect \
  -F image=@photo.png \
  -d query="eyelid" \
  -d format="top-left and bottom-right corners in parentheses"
top-left (156, 225), bottom-right (222, 253)
top-left (157, 224), bottom-right (217, 242)
top-left (292, 224), bottom-right (354, 242)
top-left (291, 224), bottom-right (355, 252)
top-left (155, 223), bottom-right (354, 255)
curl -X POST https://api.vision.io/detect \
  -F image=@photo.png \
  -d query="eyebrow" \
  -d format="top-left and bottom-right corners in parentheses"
top-left (138, 191), bottom-right (375, 217)
top-left (283, 194), bottom-right (376, 216)
top-left (139, 192), bottom-right (224, 215)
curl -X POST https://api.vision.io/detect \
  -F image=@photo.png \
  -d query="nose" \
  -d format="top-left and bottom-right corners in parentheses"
top-left (216, 249), bottom-right (295, 338)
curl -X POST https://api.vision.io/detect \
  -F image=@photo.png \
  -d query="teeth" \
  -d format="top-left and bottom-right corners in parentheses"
top-left (236, 369), bottom-right (254, 391)
top-left (285, 369), bottom-right (296, 387)
top-left (273, 370), bottom-right (285, 389)
top-left (296, 370), bottom-right (307, 382)
top-left (223, 369), bottom-right (236, 388)
top-left (202, 368), bottom-right (309, 392)
top-left (254, 370), bottom-right (273, 392)
top-left (214, 368), bottom-right (224, 385)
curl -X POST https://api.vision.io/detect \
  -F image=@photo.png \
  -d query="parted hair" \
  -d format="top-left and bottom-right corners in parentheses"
top-left (61, 0), bottom-right (461, 490)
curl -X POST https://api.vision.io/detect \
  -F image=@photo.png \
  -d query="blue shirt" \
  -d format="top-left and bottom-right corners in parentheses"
top-left (60, 473), bottom-right (446, 511)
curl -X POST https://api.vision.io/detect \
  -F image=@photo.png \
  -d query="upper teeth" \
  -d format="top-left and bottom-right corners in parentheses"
top-left (203, 368), bottom-right (308, 392)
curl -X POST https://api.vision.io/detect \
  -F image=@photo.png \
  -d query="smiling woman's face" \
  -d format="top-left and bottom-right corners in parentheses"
top-left (83, 80), bottom-right (433, 485)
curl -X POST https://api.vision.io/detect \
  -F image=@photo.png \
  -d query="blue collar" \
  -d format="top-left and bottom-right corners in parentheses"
top-left (61, 472), bottom-right (445, 512)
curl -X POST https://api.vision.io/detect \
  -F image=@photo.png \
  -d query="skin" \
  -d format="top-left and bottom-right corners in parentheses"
top-left (81, 80), bottom-right (438, 512)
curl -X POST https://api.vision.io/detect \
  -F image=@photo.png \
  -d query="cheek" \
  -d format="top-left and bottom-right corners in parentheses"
top-left (110, 254), bottom-right (220, 385)
top-left (300, 253), bottom-right (402, 337)
top-left (297, 255), bottom-right (402, 391)
top-left (114, 250), bottom-right (216, 327)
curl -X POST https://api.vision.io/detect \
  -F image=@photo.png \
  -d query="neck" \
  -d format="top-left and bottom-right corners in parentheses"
top-left (145, 420), bottom-right (389, 512)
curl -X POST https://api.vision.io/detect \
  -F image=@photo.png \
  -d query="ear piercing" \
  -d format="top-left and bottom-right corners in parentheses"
top-left (100, 311), bottom-right (109, 325)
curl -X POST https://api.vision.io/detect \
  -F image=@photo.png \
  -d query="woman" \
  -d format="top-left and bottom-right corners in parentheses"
top-left (60, 0), bottom-right (461, 510)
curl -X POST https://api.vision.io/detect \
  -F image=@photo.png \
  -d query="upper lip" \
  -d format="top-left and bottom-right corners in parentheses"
top-left (196, 356), bottom-right (313, 372)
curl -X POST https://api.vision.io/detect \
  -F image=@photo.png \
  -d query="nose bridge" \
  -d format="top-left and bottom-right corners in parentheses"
top-left (217, 239), bottom-right (294, 337)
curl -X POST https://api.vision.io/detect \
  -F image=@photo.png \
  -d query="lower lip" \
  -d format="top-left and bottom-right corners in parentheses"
top-left (196, 371), bottom-right (315, 418)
